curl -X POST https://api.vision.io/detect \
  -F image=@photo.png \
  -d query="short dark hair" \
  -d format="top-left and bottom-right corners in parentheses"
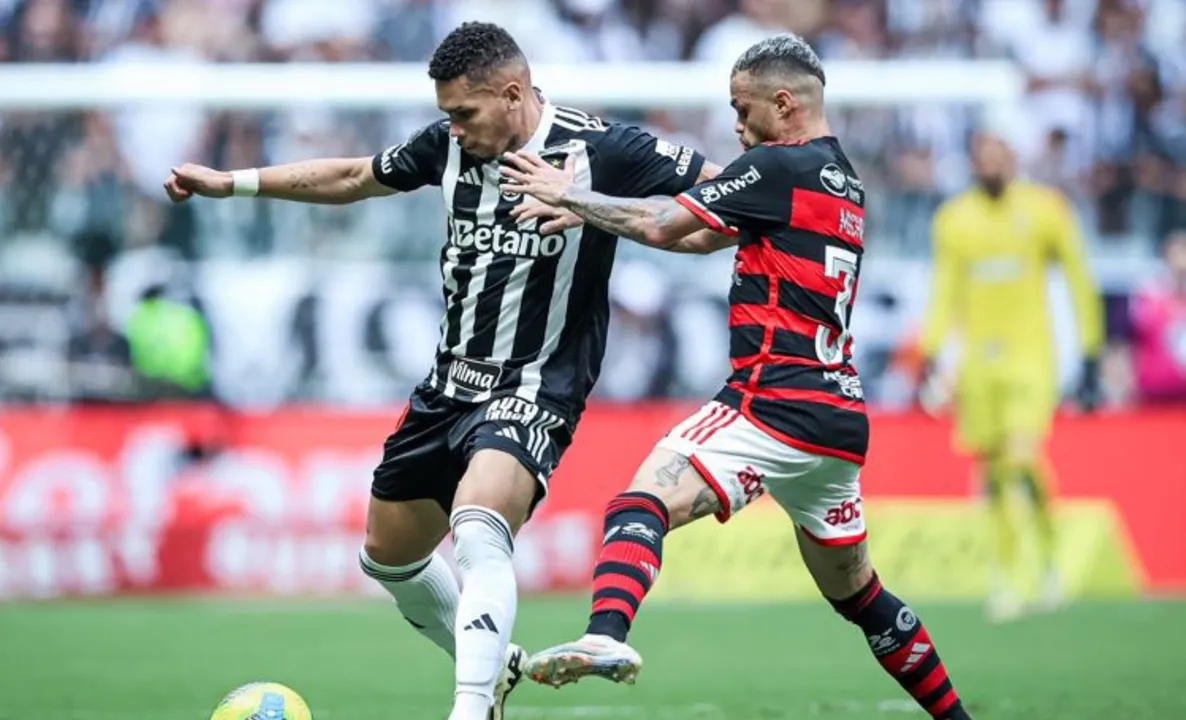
top-left (732, 33), bottom-right (826, 87)
top-left (428, 22), bottom-right (526, 83)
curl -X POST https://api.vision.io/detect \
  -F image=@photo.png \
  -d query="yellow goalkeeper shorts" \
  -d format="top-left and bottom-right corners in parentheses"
top-left (955, 369), bottom-right (1056, 454)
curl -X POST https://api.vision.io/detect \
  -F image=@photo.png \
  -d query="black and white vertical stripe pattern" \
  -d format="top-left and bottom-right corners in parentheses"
top-left (523, 411), bottom-right (566, 466)
top-left (514, 140), bottom-right (592, 405)
top-left (427, 102), bottom-right (605, 406)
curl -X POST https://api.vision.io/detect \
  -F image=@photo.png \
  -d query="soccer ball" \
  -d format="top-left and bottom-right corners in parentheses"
top-left (210, 682), bottom-right (313, 720)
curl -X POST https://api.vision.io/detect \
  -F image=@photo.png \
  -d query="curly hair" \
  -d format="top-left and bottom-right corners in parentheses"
top-left (428, 22), bottom-right (526, 83)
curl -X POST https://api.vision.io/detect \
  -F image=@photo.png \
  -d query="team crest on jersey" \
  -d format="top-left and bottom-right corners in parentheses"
top-left (820, 163), bottom-right (848, 197)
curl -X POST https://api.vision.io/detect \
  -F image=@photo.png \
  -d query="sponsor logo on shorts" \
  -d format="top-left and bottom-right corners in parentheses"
top-left (824, 499), bottom-right (863, 528)
top-left (735, 465), bottom-right (766, 506)
top-left (484, 397), bottom-right (565, 467)
top-left (485, 396), bottom-right (542, 425)
top-left (448, 357), bottom-right (503, 394)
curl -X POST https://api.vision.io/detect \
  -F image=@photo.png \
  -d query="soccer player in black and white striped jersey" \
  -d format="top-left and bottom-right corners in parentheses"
top-left (163, 22), bottom-right (720, 720)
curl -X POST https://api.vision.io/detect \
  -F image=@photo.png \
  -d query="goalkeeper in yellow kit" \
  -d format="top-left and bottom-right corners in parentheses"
top-left (919, 129), bottom-right (1104, 622)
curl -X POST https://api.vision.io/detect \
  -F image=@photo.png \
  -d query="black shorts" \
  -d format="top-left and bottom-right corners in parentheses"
top-left (371, 386), bottom-right (574, 512)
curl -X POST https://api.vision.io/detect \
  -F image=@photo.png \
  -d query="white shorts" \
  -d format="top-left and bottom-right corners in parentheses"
top-left (656, 400), bottom-right (867, 546)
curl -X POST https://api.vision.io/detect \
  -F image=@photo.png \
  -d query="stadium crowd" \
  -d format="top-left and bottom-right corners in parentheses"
top-left (0, 0), bottom-right (1183, 407)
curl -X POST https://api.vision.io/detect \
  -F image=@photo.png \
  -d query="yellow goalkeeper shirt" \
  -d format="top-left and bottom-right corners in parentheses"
top-left (921, 180), bottom-right (1103, 374)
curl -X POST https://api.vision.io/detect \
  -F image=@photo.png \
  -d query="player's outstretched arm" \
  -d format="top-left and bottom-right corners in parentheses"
top-left (500, 152), bottom-right (707, 250)
top-left (164, 158), bottom-right (396, 205)
top-left (656, 229), bottom-right (738, 254)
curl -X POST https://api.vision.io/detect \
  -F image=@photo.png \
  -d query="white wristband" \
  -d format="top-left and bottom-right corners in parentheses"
top-left (231, 168), bottom-right (260, 197)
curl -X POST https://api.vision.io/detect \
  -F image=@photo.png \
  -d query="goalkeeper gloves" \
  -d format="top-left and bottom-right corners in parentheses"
top-left (917, 358), bottom-right (952, 417)
top-left (1075, 356), bottom-right (1102, 413)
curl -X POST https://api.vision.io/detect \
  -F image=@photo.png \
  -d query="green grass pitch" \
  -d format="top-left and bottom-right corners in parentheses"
top-left (2, 597), bottom-right (1183, 719)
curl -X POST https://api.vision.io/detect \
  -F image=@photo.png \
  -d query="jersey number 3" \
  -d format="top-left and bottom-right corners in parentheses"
top-left (815, 246), bottom-right (858, 365)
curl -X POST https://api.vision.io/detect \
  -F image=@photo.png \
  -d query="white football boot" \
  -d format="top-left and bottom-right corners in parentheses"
top-left (488, 643), bottom-right (526, 720)
top-left (524, 634), bottom-right (642, 688)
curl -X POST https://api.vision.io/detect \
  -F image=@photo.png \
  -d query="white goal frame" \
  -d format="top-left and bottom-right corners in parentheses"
top-left (0, 60), bottom-right (1023, 110)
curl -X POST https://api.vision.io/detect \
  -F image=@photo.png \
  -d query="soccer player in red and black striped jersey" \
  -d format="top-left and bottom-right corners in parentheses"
top-left (500, 33), bottom-right (975, 720)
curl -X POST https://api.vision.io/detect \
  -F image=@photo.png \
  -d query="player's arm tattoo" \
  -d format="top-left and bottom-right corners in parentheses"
top-left (286, 163), bottom-right (318, 190)
top-left (689, 486), bottom-right (721, 520)
top-left (558, 190), bottom-right (697, 249)
top-left (654, 454), bottom-right (690, 488)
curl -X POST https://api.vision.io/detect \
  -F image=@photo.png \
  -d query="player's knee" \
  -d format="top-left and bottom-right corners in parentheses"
top-left (454, 449), bottom-right (537, 534)
top-left (626, 451), bottom-right (720, 530)
top-left (363, 497), bottom-right (449, 567)
top-left (361, 531), bottom-right (428, 570)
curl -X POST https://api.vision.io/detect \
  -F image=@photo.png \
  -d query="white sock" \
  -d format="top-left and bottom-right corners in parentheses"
top-left (359, 549), bottom-right (459, 658)
top-left (449, 505), bottom-right (518, 720)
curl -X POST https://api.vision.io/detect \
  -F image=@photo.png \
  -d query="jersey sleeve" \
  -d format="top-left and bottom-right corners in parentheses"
top-left (591, 124), bottom-right (706, 198)
top-left (673, 145), bottom-right (785, 237)
top-left (370, 120), bottom-right (450, 192)
top-left (919, 202), bottom-right (964, 360)
top-left (1044, 188), bottom-right (1104, 357)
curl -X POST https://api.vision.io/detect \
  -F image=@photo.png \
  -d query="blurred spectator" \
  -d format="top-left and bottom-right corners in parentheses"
top-left (1005, 0), bottom-right (1095, 182)
top-left (558, 0), bottom-right (684, 62)
top-left (126, 284), bottom-right (212, 399)
top-left (66, 251), bottom-right (139, 402)
top-left (1091, 0), bottom-right (1162, 235)
top-left (1129, 228), bottom-right (1186, 404)
top-left (597, 260), bottom-right (677, 400)
top-left (103, 1), bottom-right (212, 259)
top-left (261, 0), bottom-right (376, 60)
top-left (0, 0), bottom-right (83, 233)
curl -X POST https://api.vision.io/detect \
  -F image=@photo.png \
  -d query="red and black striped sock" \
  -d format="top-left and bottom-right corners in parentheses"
top-left (584, 491), bottom-right (670, 642)
top-left (831, 574), bottom-right (973, 720)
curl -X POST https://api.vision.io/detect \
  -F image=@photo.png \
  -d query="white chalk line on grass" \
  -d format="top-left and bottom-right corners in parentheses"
top-left (506, 700), bottom-right (961, 718)
top-left (805, 700), bottom-right (924, 714)
top-left (508, 704), bottom-right (725, 719)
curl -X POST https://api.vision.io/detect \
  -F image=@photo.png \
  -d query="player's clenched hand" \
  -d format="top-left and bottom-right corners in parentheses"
top-left (164, 163), bottom-right (233, 203)
top-left (499, 151), bottom-right (574, 207)
top-left (917, 360), bottom-right (952, 418)
top-left (511, 197), bottom-right (583, 234)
